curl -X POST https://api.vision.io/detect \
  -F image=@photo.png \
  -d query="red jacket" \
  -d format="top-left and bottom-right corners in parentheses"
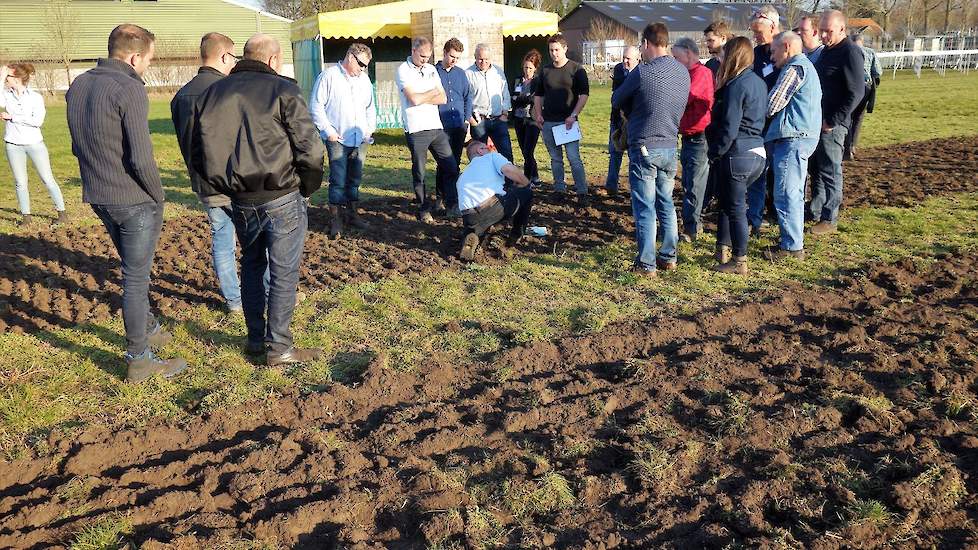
top-left (679, 62), bottom-right (714, 136)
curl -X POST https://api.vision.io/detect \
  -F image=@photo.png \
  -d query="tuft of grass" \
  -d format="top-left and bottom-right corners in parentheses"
top-left (631, 411), bottom-right (680, 438)
top-left (943, 391), bottom-right (975, 419)
top-left (830, 390), bottom-right (894, 416)
top-left (845, 499), bottom-right (893, 527)
top-left (628, 443), bottom-right (674, 484)
top-left (706, 392), bottom-right (752, 436)
top-left (912, 464), bottom-right (968, 510)
top-left (464, 506), bottom-right (506, 549)
top-left (69, 514), bottom-right (132, 550)
top-left (502, 472), bottom-right (575, 521)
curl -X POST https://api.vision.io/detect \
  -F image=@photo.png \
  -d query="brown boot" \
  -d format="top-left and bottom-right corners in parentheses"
top-left (328, 205), bottom-right (343, 239)
top-left (51, 210), bottom-right (69, 228)
top-left (346, 202), bottom-right (370, 230)
top-left (715, 244), bottom-right (732, 264)
top-left (715, 255), bottom-right (748, 275)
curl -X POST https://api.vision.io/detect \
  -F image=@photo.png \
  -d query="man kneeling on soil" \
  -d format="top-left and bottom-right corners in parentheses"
top-left (457, 140), bottom-right (533, 261)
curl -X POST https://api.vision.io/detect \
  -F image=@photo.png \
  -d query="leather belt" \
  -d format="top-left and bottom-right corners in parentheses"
top-left (461, 194), bottom-right (500, 216)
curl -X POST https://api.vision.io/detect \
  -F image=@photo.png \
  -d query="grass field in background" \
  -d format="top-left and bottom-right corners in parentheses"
top-left (1, 69), bottom-right (977, 459)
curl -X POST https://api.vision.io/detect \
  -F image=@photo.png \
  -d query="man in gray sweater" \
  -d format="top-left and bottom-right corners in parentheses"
top-left (66, 24), bottom-right (187, 382)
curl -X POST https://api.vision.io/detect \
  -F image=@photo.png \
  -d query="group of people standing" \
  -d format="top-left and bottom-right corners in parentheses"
top-left (607, 8), bottom-right (873, 276)
top-left (5, 9), bottom-right (878, 382)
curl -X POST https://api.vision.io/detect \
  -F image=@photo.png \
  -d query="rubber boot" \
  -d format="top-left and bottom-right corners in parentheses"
top-left (328, 205), bottom-right (343, 239)
top-left (347, 202), bottom-right (370, 230)
top-left (715, 255), bottom-right (748, 275)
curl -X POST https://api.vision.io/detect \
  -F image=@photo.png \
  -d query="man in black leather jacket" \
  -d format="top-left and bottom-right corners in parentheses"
top-left (192, 34), bottom-right (325, 367)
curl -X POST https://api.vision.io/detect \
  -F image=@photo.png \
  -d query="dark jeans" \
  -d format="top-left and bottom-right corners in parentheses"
top-left (462, 186), bottom-right (533, 238)
top-left (746, 142), bottom-right (776, 229)
top-left (514, 117), bottom-right (539, 181)
top-left (808, 125), bottom-right (847, 223)
top-left (231, 192), bottom-right (307, 354)
top-left (325, 140), bottom-right (368, 205)
top-left (845, 84), bottom-right (873, 158)
top-left (716, 151), bottom-right (766, 258)
top-left (91, 201), bottom-right (164, 356)
top-left (438, 126), bottom-right (467, 201)
top-left (405, 129), bottom-right (459, 210)
top-left (471, 117), bottom-right (514, 162)
top-left (680, 133), bottom-right (710, 235)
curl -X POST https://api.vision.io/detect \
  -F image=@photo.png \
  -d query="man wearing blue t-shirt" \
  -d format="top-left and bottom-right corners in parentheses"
top-left (456, 140), bottom-right (534, 261)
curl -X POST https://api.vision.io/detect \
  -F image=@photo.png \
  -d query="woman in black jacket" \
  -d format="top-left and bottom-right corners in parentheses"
top-left (707, 37), bottom-right (768, 275)
top-left (512, 49), bottom-right (542, 185)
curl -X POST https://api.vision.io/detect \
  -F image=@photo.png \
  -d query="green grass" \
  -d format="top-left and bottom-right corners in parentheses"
top-left (1, 70), bottom-right (977, 458)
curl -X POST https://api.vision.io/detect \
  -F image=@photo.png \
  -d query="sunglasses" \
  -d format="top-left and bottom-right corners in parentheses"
top-left (353, 56), bottom-right (368, 69)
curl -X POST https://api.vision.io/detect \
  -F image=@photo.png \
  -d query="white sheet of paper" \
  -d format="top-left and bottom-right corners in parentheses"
top-left (551, 121), bottom-right (582, 146)
top-left (762, 63), bottom-right (774, 77)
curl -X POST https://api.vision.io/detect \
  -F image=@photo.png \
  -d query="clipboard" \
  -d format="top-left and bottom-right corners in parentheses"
top-left (551, 121), bottom-right (582, 146)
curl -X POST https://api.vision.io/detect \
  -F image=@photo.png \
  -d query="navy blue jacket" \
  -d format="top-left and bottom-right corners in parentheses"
top-left (611, 55), bottom-right (690, 150)
top-left (707, 69), bottom-right (767, 160)
top-left (435, 61), bottom-right (472, 129)
top-left (814, 37), bottom-right (865, 129)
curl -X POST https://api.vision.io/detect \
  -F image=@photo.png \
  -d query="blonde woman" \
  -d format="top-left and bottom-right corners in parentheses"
top-left (706, 37), bottom-right (767, 275)
top-left (1, 63), bottom-right (67, 227)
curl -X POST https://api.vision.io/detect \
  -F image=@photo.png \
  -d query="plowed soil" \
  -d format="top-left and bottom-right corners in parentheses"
top-left (1, 136), bottom-right (976, 334)
top-left (1, 250), bottom-right (976, 548)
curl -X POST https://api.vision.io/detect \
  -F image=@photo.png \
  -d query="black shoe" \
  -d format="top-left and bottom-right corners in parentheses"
top-left (505, 233), bottom-right (524, 248)
top-left (432, 198), bottom-right (446, 216)
top-left (126, 350), bottom-right (188, 383)
top-left (244, 341), bottom-right (266, 355)
top-left (460, 232), bottom-right (479, 261)
top-left (266, 347), bottom-right (322, 367)
top-left (576, 194), bottom-right (591, 209)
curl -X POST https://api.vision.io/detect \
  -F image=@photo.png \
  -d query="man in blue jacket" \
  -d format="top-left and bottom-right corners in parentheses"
top-left (435, 38), bottom-right (471, 215)
top-left (808, 10), bottom-right (865, 235)
top-left (763, 31), bottom-right (822, 261)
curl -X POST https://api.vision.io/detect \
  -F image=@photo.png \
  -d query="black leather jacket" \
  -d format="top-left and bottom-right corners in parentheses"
top-left (191, 59), bottom-right (324, 205)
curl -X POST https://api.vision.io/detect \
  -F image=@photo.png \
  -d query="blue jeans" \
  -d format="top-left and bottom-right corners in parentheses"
top-left (746, 142), bottom-right (774, 230)
top-left (716, 151), bottom-right (767, 258)
top-left (232, 192), bottom-right (307, 354)
top-left (470, 117), bottom-right (514, 162)
top-left (606, 132), bottom-right (625, 192)
top-left (771, 137), bottom-right (818, 251)
top-left (325, 140), bottom-right (368, 205)
top-left (679, 133), bottom-right (710, 236)
top-left (5, 141), bottom-right (66, 214)
top-left (91, 201), bottom-right (164, 356)
top-left (541, 121), bottom-right (587, 194)
top-left (808, 125), bottom-right (847, 223)
top-left (206, 206), bottom-right (243, 309)
top-left (628, 145), bottom-right (678, 270)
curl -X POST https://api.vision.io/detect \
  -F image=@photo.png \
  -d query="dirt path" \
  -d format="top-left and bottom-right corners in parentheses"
top-left (1, 251), bottom-right (975, 548)
top-left (1, 135), bottom-right (976, 334)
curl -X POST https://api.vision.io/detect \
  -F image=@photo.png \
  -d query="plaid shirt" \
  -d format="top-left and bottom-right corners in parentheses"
top-left (767, 64), bottom-right (803, 117)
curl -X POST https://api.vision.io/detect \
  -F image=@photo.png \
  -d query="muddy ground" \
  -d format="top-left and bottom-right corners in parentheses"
top-left (1, 249), bottom-right (976, 548)
top-left (1, 135), bottom-right (976, 333)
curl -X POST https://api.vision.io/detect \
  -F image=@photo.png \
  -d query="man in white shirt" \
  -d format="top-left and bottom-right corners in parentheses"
top-left (395, 36), bottom-right (459, 223)
top-left (310, 43), bottom-right (377, 239)
top-left (456, 140), bottom-right (534, 261)
top-left (467, 43), bottom-right (513, 162)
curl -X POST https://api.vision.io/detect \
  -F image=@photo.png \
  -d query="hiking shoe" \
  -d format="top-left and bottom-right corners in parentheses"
top-left (418, 210), bottom-right (435, 224)
top-left (329, 205), bottom-right (344, 239)
top-left (347, 204), bottom-right (370, 230)
top-left (763, 246), bottom-right (805, 262)
top-left (266, 347), bottom-right (323, 367)
top-left (576, 194), bottom-right (591, 209)
top-left (126, 350), bottom-right (188, 383)
top-left (715, 256), bottom-right (748, 275)
top-left (715, 244), bottom-right (732, 264)
top-left (679, 232), bottom-right (694, 244)
top-left (147, 325), bottom-right (173, 348)
top-left (460, 233), bottom-right (479, 261)
top-left (446, 205), bottom-right (462, 219)
top-left (809, 221), bottom-right (837, 236)
top-left (19, 214), bottom-right (33, 227)
top-left (630, 265), bottom-right (657, 279)
top-left (505, 233), bottom-right (524, 249)
top-left (432, 198), bottom-right (446, 216)
top-left (244, 341), bottom-right (266, 355)
top-left (656, 258), bottom-right (678, 271)
top-left (50, 211), bottom-right (69, 228)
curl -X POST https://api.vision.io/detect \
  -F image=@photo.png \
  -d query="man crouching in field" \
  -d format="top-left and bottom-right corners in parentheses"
top-left (191, 34), bottom-right (325, 367)
top-left (456, 140), bottom-right (533, 261)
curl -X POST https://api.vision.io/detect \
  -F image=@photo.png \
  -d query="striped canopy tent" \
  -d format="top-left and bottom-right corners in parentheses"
top-left (291, 0), bottom-right (559, 129)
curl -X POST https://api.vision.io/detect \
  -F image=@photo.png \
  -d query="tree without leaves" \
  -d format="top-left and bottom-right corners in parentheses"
top-left (43, 0), bottom-right (78, 86)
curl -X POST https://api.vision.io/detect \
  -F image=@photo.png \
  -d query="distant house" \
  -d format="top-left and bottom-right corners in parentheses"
top-left (559, 1), bottom-right (787, 62)
top-left (0, 0), bottom-right (293, 87)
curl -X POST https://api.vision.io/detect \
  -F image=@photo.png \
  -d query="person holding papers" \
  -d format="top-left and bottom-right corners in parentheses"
top-left (611, 23), bottom-right (690, 278)
top-left (533, 34), bottom-right (589, 207)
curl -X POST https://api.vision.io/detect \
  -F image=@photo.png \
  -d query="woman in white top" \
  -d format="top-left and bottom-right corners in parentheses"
top-left (1, 63), bottom-right (67, 227)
